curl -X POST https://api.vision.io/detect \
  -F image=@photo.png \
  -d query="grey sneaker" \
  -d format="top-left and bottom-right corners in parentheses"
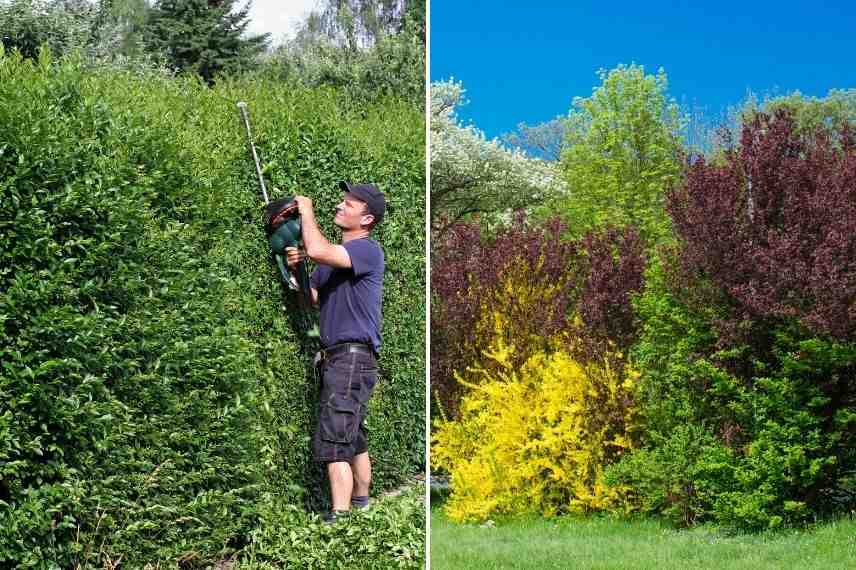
top-left (322, 510), bottom-right (351, 525)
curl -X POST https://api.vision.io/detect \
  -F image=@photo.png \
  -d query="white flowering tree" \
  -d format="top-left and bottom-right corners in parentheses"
top-left (430, 80), bottom-right (563, 237)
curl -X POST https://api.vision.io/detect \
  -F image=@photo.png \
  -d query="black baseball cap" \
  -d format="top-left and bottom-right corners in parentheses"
top-left (339, 181), bottom-right (386, 225)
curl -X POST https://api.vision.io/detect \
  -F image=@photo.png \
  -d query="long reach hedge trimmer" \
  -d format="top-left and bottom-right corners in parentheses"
top-left (237, 101), bottom-right (317, 336)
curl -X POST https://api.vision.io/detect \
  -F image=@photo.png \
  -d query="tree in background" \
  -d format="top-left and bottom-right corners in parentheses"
top-left (740, 89), bottom-right (856, 141)
top-left (144, 0), bottom-right (268, 83)
top-left (430, 80), bottom-right (563, 237)
top-left (0, 0), bottom-right (154, 64)
top-left (262, 0), bottom-right (424, 106)
top-left (0, 0), bottom-right (99, 59)
top-left (680, 89), bottom-right (856, 162)
top-left (546, 64), bottom-right (685, 244)
top-left (501, 117), bottom-right (567, 162)
top-left (297, 0), bottom-right (422, 51)
top-left (93, 0), bottom-right (149, 60)
top-left (669, 108), bottom-right (856, 344)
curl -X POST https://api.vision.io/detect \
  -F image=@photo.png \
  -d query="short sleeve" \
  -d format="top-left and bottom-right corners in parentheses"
top-left (310, 265), bottom-right (331, 289)
top-left (344, 239), bottom-right (383, 278)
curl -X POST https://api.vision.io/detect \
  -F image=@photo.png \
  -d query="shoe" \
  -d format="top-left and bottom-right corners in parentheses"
top-left (322, 510), bottom-right (351, 525)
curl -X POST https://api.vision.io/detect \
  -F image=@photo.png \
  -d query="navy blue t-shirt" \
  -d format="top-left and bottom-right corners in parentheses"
top-left (310, 238), bottom-right (384, 353)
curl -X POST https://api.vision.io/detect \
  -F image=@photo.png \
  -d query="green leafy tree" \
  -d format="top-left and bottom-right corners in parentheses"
top-left (0, 0), bottom-right (159, 67)
top-left (144, 0), bottom-right (269, 83)
top-left (93, 0), bottom-right (149, 60)
top-left (0, 0), bottom-right (98, 59)
top-left (688, 89), bottom-right (856, 161)
top-left (546, 64), bottom-right (685, 243)
top-left (739, 88), bottom-right (856, 141)
top-left (262, 0), bottom-right (424, 106)
top-left (297, 0), bottom-right (421, 51)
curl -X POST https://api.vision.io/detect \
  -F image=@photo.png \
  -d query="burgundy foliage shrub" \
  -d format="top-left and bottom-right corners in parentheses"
top-left (576, 226), bottom-right (646, 361)
top-left (668, 109), bottom-right (856, 342)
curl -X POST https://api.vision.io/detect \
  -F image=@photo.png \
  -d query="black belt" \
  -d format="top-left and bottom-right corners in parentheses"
top-left (317, 342), bottom-right (374, 362)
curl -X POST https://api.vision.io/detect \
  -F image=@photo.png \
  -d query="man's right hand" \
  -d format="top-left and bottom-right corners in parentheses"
top-left (285, 246), bottom-right (305, 269)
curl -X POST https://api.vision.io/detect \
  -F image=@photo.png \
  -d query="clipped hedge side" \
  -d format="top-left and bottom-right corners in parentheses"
top-left (0, 48), bottom-right (425, 567)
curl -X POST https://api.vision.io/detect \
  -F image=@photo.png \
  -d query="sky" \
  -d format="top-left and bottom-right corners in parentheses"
top-left (243, 0), bottom-right (320, 46)
top-left (431, 1), bottom-right (856, 140)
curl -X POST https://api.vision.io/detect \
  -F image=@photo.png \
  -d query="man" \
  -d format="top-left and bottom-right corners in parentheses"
top-left (286, 181), bottom-right (385, 523)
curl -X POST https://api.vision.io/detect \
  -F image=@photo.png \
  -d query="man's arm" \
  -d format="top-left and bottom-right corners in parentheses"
top-left (294, 196), bottom-right (352, 268)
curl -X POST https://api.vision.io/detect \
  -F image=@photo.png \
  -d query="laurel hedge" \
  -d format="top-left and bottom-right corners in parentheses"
top-left (0, 47), bottom-right (425, 567)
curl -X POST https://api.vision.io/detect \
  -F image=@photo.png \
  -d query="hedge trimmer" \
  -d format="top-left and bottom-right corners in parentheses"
top-left (237, 101), bottom-right (317, 336)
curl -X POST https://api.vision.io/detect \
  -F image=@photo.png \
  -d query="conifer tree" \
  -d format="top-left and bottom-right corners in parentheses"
top-left (144, 0), bottom-right (268, 83)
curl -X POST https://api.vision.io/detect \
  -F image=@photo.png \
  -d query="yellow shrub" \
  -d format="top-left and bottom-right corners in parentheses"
top-left (432, 335), bottom-right (638, 522)
top-left (450, 257), bottom-right (578, 399)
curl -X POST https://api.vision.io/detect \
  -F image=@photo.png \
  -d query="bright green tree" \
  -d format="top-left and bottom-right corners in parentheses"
top-left (546, 64), bottom-right (684, 243)
top-left (144, 0), bottom-right (268, 83)
top-left (742, 88), bottom-right (856, 138)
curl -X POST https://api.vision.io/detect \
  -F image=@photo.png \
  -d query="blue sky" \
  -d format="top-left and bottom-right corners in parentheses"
top-left (431, 1), bottom-right (856, 140)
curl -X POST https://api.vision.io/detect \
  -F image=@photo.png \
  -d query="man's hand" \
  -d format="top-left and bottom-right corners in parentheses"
top-left (285, 246), bottom-right (304, 269)
top-left (294, 195), bottom-right (313, 214)
top-left (293, 194), bottom-right (351, 269)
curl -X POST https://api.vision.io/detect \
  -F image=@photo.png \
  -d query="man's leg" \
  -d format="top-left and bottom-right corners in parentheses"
top-left (352, 451), bottom-right (371, 500)
top-left (328, 461), bottom-right (354, 511)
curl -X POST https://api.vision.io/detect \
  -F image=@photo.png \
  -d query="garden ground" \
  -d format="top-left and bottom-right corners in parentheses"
top-left (230, 480), bottom-right (426, 569)
top-left (430, 504), bottom-right (856, 569)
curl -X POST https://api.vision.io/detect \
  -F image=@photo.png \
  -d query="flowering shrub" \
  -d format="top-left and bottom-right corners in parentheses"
top-left (430, 217), bottom-right (579, 415)
top-left (430, 80), bottom-right (564, 236)
top-left (432, 218), bottom-right (646, 417)
top-left (432, 332), bottom-right (638, 522)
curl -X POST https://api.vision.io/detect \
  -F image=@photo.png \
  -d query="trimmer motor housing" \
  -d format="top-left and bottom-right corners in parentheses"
top-left (263, 196), bottom-right (311, 294)
top-left (264, 196), bottom-right (301, 253)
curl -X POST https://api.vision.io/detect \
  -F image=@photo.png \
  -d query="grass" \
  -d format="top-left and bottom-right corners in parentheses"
top-left (430, 505), bottom-right (856, 569)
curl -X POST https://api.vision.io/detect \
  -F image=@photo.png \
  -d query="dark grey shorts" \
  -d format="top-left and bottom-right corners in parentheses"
top-left (312, 349), bottom-right (378, 463)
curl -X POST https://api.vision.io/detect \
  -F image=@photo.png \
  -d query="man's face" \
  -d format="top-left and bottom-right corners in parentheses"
top-left (334, 192), bottom-right (374, 230)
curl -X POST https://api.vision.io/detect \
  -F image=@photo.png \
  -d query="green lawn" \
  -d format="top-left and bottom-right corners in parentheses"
top-left (430, 507), bottom-right (856, 569)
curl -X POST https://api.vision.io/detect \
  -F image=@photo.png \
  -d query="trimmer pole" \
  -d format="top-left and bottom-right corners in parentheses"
top-left (236, 101), bottom-right (319, 340)
top-left (237, 101), bottom-right (270, 205)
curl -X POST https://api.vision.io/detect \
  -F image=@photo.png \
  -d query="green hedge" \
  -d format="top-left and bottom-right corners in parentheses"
top-left (0, 48), bottom-right (425, 567)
